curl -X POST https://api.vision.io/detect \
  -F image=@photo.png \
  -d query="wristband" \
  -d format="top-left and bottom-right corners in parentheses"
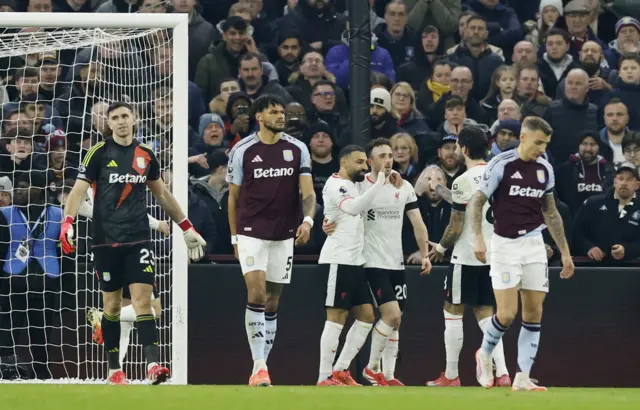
top-left (231, 235), bottom-right (238, 245)
top-left (178, 218), bottom-right (193, 232)
top-left (303, 216), bottom-right (314, 227)
top-left (436, 243), bottom-right (447, 254)
top-left (63, 215), bottom-right (74, 224)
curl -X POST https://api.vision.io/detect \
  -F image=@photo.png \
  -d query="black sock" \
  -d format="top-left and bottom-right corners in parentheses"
top-left (136, 314), bottom-right (159, 365)
top-left (102, 312), bottom-right (121, 370)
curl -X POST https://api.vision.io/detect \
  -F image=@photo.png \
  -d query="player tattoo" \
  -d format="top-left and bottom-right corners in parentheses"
top-left (435, 184), bottom-right (453, 204)
top-left (302, 193), bottom-right (316, 219)
top-left (439, 210), bottom-right (465, 250)
top-left (469, 192), bottom-right (489, 237)
top-left (542, 194), bottom-right (570, 254)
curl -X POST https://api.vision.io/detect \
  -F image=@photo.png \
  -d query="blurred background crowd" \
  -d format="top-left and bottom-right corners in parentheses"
top-left (0, 0), bottom-right (639, 265)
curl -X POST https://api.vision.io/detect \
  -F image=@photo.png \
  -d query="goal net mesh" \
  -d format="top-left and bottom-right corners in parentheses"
top-left (0, 26), bottom-right (175, 382)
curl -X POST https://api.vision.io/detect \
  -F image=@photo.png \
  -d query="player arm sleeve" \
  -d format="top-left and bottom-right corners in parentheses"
top-left (339, 173), bottom-right (386, 216)
top-left (299, 143), bottom-right (312, 176)
top-left (78, 143), bottom-right (104, 183)
top-left (148, 150), bottom-right (161, 181)
top-left (226, 146), bottom-right (244, 186)
top-left (479, 157), bottom-right (505, 198)
top-left (544, 161), bottom-right (555, 193)
top-left (451, 177), bottom-right (471, 212)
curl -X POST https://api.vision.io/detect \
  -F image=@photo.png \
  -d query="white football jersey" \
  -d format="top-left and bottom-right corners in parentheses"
top-left (359, 174), bottom-right (418, 270)
top-left (319, 175), bottom-right (366, 266)
top-left (451, 164), bottom-right (494, 266)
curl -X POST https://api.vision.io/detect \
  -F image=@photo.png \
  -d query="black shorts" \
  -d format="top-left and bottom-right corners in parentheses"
top-left (365, 268), bottom-right (407, 311)
top-left (93, 243), bottom-right (156, 293)
top-left (444, 264), bottom-right (495, 307)
top-left (324, 264), bottom-right (372, 310)
top-left (122, 281), bottom-right (159, 300)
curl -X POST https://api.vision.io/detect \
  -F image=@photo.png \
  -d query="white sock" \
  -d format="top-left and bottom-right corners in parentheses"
top-left (381, 329), bottom-right (399, 380)
top-left (333, 320), bottom-right (373, 371)
top-left (318, 321), bottom-right (344, 382)
top-left (367, 320), bottom-right (394, 371)
top-left (264, 312), bottom-right (277, 362)
top-left (119, 321), bottom-right (133, 365)
top-left (444, 310), bottom-right (463, 380)
top-left (478, 317), bottom-right (508, 377)
top-left (517, 322), bottom-right (541, 375)
top-left (245, 304), bottom-right (266, 374)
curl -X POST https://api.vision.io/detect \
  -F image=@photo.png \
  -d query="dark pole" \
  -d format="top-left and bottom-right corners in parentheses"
top-left (347, 0), bottom-right (371, 147)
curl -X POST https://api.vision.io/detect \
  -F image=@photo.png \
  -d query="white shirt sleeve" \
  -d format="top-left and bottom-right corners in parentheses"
top-left (543, 160), bottom-right (555, 192)
top-left (452, 175), bottom-right (472, 205)
top-left (404, 182), bottom-right (418, 205)
top-left (340, 173), bottom-right (386, 216)
top-left (226, 145), bottom-right (245, 186)
top-left (479, 156), bottom-right (507, 198)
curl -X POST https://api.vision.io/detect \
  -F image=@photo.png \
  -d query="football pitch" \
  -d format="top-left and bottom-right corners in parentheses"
top-left (2, 385), bottom-right (640, 410)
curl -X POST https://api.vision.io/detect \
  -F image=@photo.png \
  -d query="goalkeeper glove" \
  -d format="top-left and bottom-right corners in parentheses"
top-left (178, 219), bottom-right (207, 261)
top-left (60, 216), bottom-right (76, 254)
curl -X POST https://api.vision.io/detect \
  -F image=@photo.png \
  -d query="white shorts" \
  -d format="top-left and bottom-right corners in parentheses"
top-left (237, 235), bottom-right (294, 284)
top-left (489, 234), bottom-right (549, 292)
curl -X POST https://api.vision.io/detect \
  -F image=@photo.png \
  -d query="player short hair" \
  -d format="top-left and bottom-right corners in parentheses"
top-left (619, 53), bottom-right (640, 68)
top-left (522, 116), bottom-right (553, 136)
top-left (445, 96), bottom-right (465, 110)
top-left (457, 126), bottom-right (488, 160)
top-left (107, 101), bottom-right (134, 117)
top-left (339, 144), bottom-right (365, 160)
top-left (251, 94), bottom-right (285, 119)
top-left (545, 28), bottom-right (571, 44)
top-left (365, 138), bottom-right (392, 158)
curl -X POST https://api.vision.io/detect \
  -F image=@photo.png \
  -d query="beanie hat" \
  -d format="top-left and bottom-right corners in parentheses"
top-left (616, 16), bottom-right (640, 37)
top-left (305, 120), bottom-right (335, 144)
top-left (370, 88), bottom-right (391, 112)
top-left (198, 113), bottom-right (225, 136)
top-left (494, 120), bottom-right (521, 138)
top-left (539, 0), bottom-right (563, 16)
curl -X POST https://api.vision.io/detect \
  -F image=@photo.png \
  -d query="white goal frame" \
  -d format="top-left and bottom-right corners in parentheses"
top-left (0, 13), bottom-right (190, 385)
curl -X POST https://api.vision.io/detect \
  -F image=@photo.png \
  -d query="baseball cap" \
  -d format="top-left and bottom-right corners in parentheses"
top-left (38, 51), bottom-right (58, 65)
top-left (440, 134), bottom-right (458, 148)
top-left (370, 88), bottom-right (391, 112)
top-left (0, 176), bottom-right (13, 197)
top-left (616, 16), bottom-right (640, 36)
top-left (45, 129), bottom-right (67, 151)
top-left (616, 162), bottom-right (639, 179)
top-left (199, 113), bottom-right (225, 136)
top-left (207, 149), bottom-right (229, 171)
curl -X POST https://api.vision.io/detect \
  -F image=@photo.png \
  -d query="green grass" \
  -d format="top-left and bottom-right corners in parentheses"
top-left (1, 385), bottom-right (639, 410)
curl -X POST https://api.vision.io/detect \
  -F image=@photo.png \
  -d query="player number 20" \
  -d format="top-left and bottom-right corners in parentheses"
top-left (394, 284), bottom-right (407, 300)
top-left (140, 248), bottom-right (155, 265)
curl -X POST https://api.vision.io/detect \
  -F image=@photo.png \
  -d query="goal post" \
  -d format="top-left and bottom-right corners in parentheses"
top-left (0, 13), bottom-right (189, 384)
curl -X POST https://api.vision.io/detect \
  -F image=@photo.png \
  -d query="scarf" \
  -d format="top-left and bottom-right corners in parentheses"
top-left (427, 79), bottom-right (450, 102)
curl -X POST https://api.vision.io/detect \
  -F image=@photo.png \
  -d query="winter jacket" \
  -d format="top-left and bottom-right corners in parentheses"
top-left (448, 43), bottom-right (504, 102)
top-left (599, 126), bottom-right (630, 164)
top-left (286, 72), bottom-right (348, 118)
top-left (187, 186), bottom-right (217, 256)
top-left (187, 11), bottom-right (217, 81)
top-left (464, 0), bottom-right (523, 61)
top-left (190, 177), bottom-right (232, 254)
top-left (520, 92), bottom-right (551, 118)
top-left (538, 26), bottom-right (607, 61)
top-left (573, 192), bottom-right (640, 262)
top-left (404, 0), bottom-right (461, 51)
top-left (428, 92), bottom-right (487, 130)
top-left (556, 69), bottom-right (612, 109)
top-left (337, 112), bottom-right (403, 149)
top-left (397, 109), bottom-right (431, 139)
top-left (0, 153), bottom-right (48, 182)
top-left (195, 42), bottom-right (242, 103)
top-left (604, 39), bottom-right (640, 70)
top-left (373, 24), bottom-right (418, 69)
top-left (537, 53), bottom-right (580, 99)
top-left (542, 96), bottom-right (599, 165)
top-left (239, 75), bottom-right (293, 105)
top-left (556, 154), bottom-right (614, 216)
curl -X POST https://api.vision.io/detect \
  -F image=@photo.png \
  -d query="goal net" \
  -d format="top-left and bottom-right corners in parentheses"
top-left (0, 14), bottom-right (189, 384)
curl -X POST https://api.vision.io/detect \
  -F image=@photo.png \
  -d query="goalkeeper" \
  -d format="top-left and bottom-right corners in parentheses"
top-left (60, 101), bottom-right (206, 385)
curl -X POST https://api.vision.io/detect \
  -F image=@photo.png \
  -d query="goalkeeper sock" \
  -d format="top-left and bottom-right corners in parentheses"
top-left (136, 314), bottom-right (159, 365)
top-left (478, 317), bottom-right (508, 377)
top-left (119, 321), bottom-right (133, 365)
top-left (318, 321), bottom-right (343, 382)
top-left (246, 303), bottom-right (266, 373)
top-left (444, 310), bottom-right (463, 379)
top-left (381, 330), bottom-right (399, 380)
top-left (101, 312), bottom-right (121, 370)
top-left (367, 319), bottom-right (394, 372)
top-left (517, 322), bottom-right (541, 376)
top-left (264, 311), bottom-right (277, 362)
top-left (334, 320), bottom-right (372, 371)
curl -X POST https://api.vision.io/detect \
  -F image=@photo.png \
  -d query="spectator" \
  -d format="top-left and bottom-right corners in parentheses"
top-left (604, 17), bottom-right (640, 71)
top-left (517, 64), bottom-right (550, 118)
top-left (2, 108), bottom-right (33, 136)
top-left (306, 80), bottom-right (345, 140)
top-left (225, 91), bottom-right (253, 146)
top-left (306, 121), bottom-right (338, 205)
top-left (396, 25), bottom-right (443, 90)
top-left (139, 0), bottom-right (167, 13)
top-left (416, 58), bottom-right (451, 116)
top-left (489, 119), bottom-right (520, 158)
top-left (464, 0), bottom-right (523, 61)
top-left (325, 21), bottom-right (395, 90)
top-left (96, 0), bottom-right (140, 13)
top-left (601, 98), bottom-right (631, 164)
top-left (0, 127), bottom-right (47, 182)
top-left (208, 78), bottom-right (240, 116)
top-left (26, 0), bottom-right (52, 12)
top-left (374, 0), bottom-right (417, 69)
top-left (390, 82), bottom-right (430, 139)
top-left (435, 134), bottom-right (465, 188)
top-left (0, 176), bottom-right (10, 208)
top-left (45, 129), bottom-right (78, 186)
top-left (36, 52), bottom-right (61, 102)
top-left (189, 114), bottom-right (227, 177)
top-left (11, 67), bottom-right (39, 102)
top-left (437, 95), bottom-right (489, 142)
top-left (339, 88), bottom-right (401, 147)
top-left (557, 41), bottom-right (612, 108)
top-left (448, 10), bottom-right (504, 58)
top-left (85, 101), bottom-right (109, 149)
top-left (481, 65), bottom-right (518, 125)
top-left (390, 132), bottom-right (420, 183)
top-left (512, 40), bottom-right (537, 69)
top-left (429, 66), bottom-right (487, 129)
top-left (608, 54), bottom-right (640, 131)
top-left (556, 131), bottom-right (614, 216)
top-left (53, 0), bottom-right (93, 11)
top-left (488, 99), bottom-right (522, 134)
top-left (211, 3), bottom-right (254, 46)
top-left (285, 102), bottom-right (309, 141)
top-left (573, 162), bottom-right (640, 262)
top-left (404, 0), bottom-right (461, 51)
top-left (276, 0), bottom-right (347, 56)
top-left (537, 28), bottom-right (580, 99)
top-left (0, 171), bottom-right (60, 380)
top-left (273, 31), bottom-right (303, 85)
top-left (20, 94), bottom-right (63, 135)
top-left (195, 16), bottom-right (252, 103)
top-left (448, 14), bottom-right (504, 101)
top-left (525, 0), bottom-right (562, 47)
top-left (238, 52), bottom-right (293, 103)
top-left (544, 68), bottom-right (599, 164)
top-left (286, 50), bottom-right (347, 116)
top-left (560, 0), bottom-right (608, 59)
top-left (0, 0), bottom-right (15, 12)
top-left (370, 71), bottom-right (395, 91)
top-left (622, 132), bottom-right (640, 168)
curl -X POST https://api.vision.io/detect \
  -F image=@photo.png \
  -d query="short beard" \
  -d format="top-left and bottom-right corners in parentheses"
top-left (350, 171), bottom-right (365, 182)
top-left (265, 123), bottom-right (284, 133)
top-left (582, 61), bottom-right (600, 77)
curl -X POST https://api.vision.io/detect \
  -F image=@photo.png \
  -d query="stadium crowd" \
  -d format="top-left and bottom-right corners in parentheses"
top-left (0, 0), bottom-right (639, 266)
